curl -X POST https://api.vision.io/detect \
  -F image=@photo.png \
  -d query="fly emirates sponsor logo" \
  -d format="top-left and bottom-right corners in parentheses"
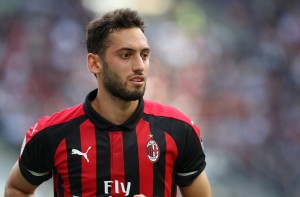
top-left (104, 180), bottom-right (131, 196)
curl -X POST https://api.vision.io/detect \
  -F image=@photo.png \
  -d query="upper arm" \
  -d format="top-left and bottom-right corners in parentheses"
top-left (179, 170), bottom-right (212, 197)
top-left (5, 161), bottom-right (38, 197)
top-left (176, 123), bottom-right (206, 187)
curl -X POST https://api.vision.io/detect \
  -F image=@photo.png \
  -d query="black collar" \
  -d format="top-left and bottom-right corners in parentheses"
top-left (83, 89), bottom-right (144, 131)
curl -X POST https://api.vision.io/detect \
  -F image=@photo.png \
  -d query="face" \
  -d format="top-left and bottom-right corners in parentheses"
top-left (100, 28), bottom-right (150, 101)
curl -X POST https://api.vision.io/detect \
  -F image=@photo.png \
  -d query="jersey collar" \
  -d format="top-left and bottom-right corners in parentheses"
top-left (83, 89), bottom-right (144, 131)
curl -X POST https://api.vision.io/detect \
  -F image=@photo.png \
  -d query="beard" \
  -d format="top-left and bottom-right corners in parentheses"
top-left (102, 59), bottom-right (146, 101)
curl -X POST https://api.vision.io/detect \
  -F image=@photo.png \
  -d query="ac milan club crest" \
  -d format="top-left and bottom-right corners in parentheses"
top-left (146, 139), bottom-right (160, 163)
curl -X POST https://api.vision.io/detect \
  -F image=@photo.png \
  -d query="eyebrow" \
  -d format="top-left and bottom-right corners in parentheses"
top-left (118, 47), bottom-right (151, 53)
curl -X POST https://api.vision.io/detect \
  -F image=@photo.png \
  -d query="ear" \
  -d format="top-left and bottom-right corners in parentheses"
top-left (87, 53), bottom-right (102, 75)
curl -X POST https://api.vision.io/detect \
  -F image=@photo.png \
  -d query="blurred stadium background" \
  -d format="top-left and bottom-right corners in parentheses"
top-left (1, 0), bottom-right (300, 196)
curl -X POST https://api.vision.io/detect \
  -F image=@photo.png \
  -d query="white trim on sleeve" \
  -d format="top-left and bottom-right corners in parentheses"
top-left (177, 170), bottom-right (198, 177)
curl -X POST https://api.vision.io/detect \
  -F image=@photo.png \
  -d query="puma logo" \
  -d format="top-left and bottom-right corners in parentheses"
top-left (71, 146), bottom-right (91, 162)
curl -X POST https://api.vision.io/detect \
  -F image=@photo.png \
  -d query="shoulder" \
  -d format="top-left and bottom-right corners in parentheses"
top-left (143, 100), bottom-right (198, 132)
top-left (30, 103), bottom-right (85, 136)
top-left (144, 100), bottom-right (190, 121)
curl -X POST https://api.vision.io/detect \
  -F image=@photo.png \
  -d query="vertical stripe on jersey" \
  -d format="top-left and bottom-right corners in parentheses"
top-left (136, 120), bottom-right (153, 196)
top-left (109, 131), bottom-right (126, 196)
top-left (54, 139), bottom-right (71, 197)
top-left (66, 126), bottom-right (82, 196)
top-left (165, 132), bottom-right (178, 197)
top-left (79, 120), bottom-right (97, 197)
top-left (151, 125), bottom-right (165, 197)
top-left (95, 129), bottom-right (111, 196)
top-left (123, 130), bottom-right (139, 196)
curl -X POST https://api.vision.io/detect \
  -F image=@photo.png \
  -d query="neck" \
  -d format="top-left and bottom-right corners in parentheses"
top-left (92, 92), bottom-right (139, 125)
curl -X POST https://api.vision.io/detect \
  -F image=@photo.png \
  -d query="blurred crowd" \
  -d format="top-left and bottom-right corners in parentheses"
top-left (0, 0), bottom-right (299, 196)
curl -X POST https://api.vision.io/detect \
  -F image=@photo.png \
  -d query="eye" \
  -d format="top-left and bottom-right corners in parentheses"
top-left (121, 53), bottom-right (130, 59)
top-left (141, 52), bottom-right (149, 60)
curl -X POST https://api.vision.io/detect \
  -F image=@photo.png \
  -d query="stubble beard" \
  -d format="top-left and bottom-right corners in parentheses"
top-left (102, 60), bottom-right (146, 101)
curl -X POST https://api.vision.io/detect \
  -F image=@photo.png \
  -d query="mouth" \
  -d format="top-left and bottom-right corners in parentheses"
top-left (129, 75), bottom-right (145, 85)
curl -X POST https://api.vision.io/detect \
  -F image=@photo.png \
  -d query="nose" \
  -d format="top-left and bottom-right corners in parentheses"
top-left (132, 55), bottom-right (146, 73)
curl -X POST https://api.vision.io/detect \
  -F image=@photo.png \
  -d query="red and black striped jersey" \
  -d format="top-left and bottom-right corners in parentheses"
top-left (19, 89), bottom-right (206, 197)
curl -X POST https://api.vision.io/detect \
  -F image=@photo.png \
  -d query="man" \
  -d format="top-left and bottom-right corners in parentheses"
top-left (4, 8), bottom-right (212, 197)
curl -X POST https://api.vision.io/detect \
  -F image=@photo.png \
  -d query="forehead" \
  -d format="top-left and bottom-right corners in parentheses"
top-left (107, 28), bottom-right (149, 50)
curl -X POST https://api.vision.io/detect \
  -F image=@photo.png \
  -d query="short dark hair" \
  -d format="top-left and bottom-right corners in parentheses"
top-left (86, 8), bottom-right (146, 57)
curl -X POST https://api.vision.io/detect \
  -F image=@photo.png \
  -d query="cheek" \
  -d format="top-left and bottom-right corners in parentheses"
top-left (145, 64), bottom-right (150, 75)
top-left (106, 59), bottom-right (128, 74)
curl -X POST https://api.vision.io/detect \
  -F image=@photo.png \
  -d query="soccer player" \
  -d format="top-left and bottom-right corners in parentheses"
top-left (4, 8), bottom-right (212, 197)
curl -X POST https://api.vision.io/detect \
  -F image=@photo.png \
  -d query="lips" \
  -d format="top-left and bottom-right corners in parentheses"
top-left (129, 75), bottom-right (145, 82)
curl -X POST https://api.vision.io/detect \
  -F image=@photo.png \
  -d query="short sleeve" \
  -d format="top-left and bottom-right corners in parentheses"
top-left (18, 122), bottom-right (53, 185)
top-left (176, 124), bottom-right (206, 187)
